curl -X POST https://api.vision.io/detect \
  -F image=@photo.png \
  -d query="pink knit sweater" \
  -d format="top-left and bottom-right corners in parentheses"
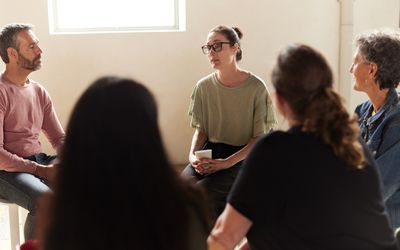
top-left (0, 73), bottom-right (65, 173)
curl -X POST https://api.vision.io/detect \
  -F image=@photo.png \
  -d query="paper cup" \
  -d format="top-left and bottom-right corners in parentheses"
top-left (195, 149), bottom-right (212, 159)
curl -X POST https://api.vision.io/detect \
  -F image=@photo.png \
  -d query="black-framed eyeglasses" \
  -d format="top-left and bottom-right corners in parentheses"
top-left (201, 42), bottom-right (232, 54)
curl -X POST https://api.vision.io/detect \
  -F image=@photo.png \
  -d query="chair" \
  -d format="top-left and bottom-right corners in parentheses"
top-left (0, 196), bottom-right (20, 250)
top-left (395, 227), bottom-right (400, 246)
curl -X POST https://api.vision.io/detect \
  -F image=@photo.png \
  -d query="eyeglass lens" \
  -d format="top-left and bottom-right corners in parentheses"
top-left (202, 42), bottom-right (224, 54)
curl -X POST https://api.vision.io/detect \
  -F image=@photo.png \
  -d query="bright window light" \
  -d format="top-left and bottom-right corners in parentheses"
top-left (48, 0), bottom-right (185, 34)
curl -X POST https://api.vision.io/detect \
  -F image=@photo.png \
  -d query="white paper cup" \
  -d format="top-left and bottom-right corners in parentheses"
top-left (195, 149), bottom-right (212, 159)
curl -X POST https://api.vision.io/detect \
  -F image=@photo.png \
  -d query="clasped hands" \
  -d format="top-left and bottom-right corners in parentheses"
top-left (190, 155), bottom-right (232, 176)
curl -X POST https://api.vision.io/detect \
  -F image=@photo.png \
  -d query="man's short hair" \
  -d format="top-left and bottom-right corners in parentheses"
top-left (0, 23), bottom-right (33, 64)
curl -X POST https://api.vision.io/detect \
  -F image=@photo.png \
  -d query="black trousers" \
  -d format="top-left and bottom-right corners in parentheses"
top-left (182, 141), bottom-right (244, 220)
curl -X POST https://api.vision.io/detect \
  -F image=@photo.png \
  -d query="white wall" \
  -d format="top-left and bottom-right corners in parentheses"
top-left (1, 0), bottom-right (342, 164)
top-left (349, 0), bottom-right (400, 110)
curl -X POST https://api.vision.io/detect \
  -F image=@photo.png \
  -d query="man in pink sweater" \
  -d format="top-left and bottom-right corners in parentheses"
top-left (0, 23), bottom-right (65, 240)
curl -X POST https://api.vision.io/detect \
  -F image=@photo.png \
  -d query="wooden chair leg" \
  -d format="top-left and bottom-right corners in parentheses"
top-left (8, 204), bottom-right (20, 250)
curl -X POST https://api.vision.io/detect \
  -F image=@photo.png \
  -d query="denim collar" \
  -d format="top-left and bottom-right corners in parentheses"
top-left (364, 88), bottom-right (399, 126)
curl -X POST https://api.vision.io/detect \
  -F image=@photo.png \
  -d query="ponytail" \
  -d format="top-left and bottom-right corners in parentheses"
top-left (272, 44), bottom-right (365, 170)
top-left (303, 89), bottom-right (365, 169)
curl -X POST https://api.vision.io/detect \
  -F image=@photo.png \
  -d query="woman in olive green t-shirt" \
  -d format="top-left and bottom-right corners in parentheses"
top-left (182, 25), bottom-right (276, 219)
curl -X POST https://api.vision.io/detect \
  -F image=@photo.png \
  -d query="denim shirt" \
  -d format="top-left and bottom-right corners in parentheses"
top-left (355, 88), bottom-right (400, 228)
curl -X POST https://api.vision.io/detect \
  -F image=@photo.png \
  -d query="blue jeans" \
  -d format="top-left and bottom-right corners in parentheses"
top-left (182, 142), bottom-right (244, 220)
top-left (0, 153), bottom-right (56, 240)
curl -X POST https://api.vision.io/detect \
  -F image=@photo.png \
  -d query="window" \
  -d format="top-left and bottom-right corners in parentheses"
top-left (48, 0), bottom-right (185, 34)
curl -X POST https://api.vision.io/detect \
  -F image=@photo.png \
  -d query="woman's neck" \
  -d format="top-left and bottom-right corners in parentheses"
top-left (367, 87), bottom-right (389, 113)
top-left (216, 66), bottom-right (248, 87)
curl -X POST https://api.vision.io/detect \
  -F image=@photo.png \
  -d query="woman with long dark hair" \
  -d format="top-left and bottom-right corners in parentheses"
top-left (39, 76), bottom-right (210, 250)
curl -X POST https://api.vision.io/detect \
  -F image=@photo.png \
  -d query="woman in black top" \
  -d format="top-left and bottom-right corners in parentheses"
top-left (208, 44), bottom-right (397, 250)
top-left (38, 77), bottom-right (210, 250)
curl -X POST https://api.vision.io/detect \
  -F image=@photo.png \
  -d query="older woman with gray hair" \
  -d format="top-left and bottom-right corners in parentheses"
top-left (350, 30), bottom-right (400, 229)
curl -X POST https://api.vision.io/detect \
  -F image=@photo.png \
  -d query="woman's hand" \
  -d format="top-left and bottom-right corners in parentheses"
top-left (195, 137), bottom-right (259, 176)
top-left (190, 153), bottom-right (229, 176)
top-left (200, 158), bottom-right (232, 175)
top-left (190, 153), bottom-right (213, 175)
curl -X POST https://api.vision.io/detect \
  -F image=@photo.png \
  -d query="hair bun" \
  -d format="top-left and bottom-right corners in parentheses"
top-left (232, 27), bottom-right (243, 39)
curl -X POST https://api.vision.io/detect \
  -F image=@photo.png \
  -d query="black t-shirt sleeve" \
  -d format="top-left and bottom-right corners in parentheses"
top-left (228, 132), bottom-right (287, 225)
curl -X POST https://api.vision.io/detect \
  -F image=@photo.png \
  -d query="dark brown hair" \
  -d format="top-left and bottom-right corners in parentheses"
top-left (0, 23), bottom-right (33, 63)
top-left (272, 44), bottom-right (364, 169)
top-left (210, 25), bottom-right (243, 61)
top-left (42, 76), bottom-right (210, 250)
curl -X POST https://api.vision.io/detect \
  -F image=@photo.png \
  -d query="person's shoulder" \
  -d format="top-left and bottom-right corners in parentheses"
top-left (377, 89), bottom-right (400, 121)
top-left (263, 129), bottom-right (288, 140)
top-left (0, 78), bottom-right (19, 97)
top-left (28, 79), bottom-right (43, 88)
top-left (261, 127), bottom-right (318, 150)
top-left (385, 102), bottom-right (400, 122)
top-left (247, 72), bottom-right (267, 87)
top-left (243, 131), bottom-right (294, 174)
top-left (197, 72), bottom-right (215, 86)
top-left (0, 80), bottom-right (7, 91)
top-left (27, 80), bottom-right (53, 104)
top-left (254, 130), bottom-right (293, 150)
top-left (28, 79), bottom-right (49, 94)
top-left (0, 75), bottom-right (11, 90)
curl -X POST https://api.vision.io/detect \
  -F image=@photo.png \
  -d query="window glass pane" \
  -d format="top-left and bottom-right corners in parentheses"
top-left (48, 0), bottom-right (185, 34)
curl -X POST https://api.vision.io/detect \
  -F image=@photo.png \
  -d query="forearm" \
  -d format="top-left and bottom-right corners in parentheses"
top-left (203, 137), bottom-right (259, 173)
top-left (225, 137), bottom-right (258, 166)
top-left (208, 204), bottom-right (252, 250)
top-left (42, 109), bottom-right (65, 152)
top-left (0, 148), bottom-right (39, 173)
top-left (208, 234), bottom-right (231, 250)
top-left (189, 129), bottom-right (207, 159)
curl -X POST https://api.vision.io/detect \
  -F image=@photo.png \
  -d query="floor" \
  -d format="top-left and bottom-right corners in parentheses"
top-left (0, 205), bottom-right (26, 250)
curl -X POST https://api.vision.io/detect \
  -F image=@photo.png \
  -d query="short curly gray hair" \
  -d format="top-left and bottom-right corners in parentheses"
top-left (355, 30), bottom-right (400, 89)
top-left (0, 23), bottom-right (33, 64)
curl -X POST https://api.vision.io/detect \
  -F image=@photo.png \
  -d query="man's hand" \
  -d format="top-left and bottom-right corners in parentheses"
top-left (35, 164), bottom-right (57, 186)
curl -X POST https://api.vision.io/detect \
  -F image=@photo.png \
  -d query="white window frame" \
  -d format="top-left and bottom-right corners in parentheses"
top-left (47, 0), bottom-right (186, 34)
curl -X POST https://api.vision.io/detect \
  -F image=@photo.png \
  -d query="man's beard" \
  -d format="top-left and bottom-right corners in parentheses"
top-left (17, 53), bottom-right (41, 71)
